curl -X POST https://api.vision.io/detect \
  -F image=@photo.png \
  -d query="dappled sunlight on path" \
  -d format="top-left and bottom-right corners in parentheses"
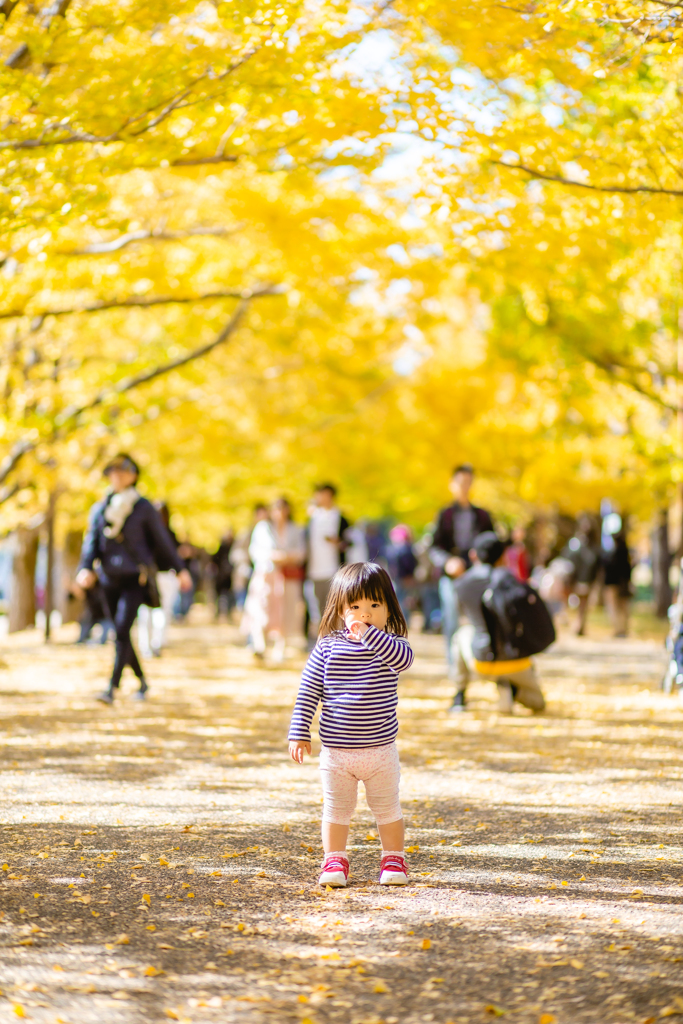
top-left (0, 617), bottom-right (680, 1023)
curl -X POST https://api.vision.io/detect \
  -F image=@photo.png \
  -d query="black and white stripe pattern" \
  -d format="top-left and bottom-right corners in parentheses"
top-left (288, 625), bottom-right (414, 748)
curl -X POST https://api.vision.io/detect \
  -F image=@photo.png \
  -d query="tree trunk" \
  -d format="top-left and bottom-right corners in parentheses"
top-left (8, 527), bottom-right (39, 632)
top-left (652, 508), bottom-right (672, 618)
top-left (44, 492), bottom-right (57, 641)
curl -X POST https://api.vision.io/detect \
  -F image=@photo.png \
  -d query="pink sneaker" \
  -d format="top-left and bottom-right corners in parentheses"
top-left (319, 854), bottom-right (349, 887)
top-left (379, 853), bottom-right (408, 885)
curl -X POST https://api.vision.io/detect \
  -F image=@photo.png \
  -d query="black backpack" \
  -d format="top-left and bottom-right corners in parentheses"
top-left (481, 567), bottom-right (555, 660)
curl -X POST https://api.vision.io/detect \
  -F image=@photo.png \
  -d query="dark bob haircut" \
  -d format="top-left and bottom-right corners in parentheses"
top-left (319, 562), bottom-right (408, 638)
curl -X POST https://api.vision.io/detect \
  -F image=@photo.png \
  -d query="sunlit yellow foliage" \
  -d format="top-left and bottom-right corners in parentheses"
top-left (0, 0), bottom-right (681, 537)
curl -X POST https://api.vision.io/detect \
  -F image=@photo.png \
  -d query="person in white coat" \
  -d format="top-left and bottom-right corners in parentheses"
top-left (244, 498), bottom-right (306, 661)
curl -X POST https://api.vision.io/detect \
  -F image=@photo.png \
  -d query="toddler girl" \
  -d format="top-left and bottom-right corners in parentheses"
top-left (288, 562), bottom-right (414, 886)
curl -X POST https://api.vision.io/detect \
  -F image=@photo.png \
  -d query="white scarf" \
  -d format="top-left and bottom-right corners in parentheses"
top-left (103, 486), bottom-right (140, 539)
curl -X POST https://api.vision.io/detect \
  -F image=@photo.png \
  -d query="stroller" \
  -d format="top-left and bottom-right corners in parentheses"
top-left (662, 558), bottom-right (683, 694)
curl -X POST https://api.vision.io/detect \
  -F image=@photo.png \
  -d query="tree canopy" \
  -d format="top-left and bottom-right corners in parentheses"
top-left (0, 0), bottom-right (680, 538)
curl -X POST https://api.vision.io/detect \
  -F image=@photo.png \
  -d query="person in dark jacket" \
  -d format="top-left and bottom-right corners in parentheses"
top-left (601, 513), bottom-right (632, 638)
top-left (430, 464), bottom-right (494, 695)
top-left (212, 529), bottom-right (235, 619)
top-left (386, 524), bottom-right (418, 619)
top-left (562, 514), bottom-right (600, 636)
top-left (452, 532), bottom-right (546, 714)
top-left (76, 454), bottom-right (192, 704)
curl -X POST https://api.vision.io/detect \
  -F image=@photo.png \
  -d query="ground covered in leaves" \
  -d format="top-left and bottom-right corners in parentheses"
top-left (0, 612), bottom-right (681, 1024)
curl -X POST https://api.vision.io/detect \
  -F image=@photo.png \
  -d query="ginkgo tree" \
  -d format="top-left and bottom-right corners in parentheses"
top-left (0, 0), bottom-right (455, 532)
top-left (1, 0), bottom-right (680, 623)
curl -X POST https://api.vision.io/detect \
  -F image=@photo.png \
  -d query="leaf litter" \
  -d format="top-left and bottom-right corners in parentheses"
top-left (0, 618), bottom-right (680, 1022)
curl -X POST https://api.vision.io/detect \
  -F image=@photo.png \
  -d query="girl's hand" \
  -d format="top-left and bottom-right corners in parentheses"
top-left (289, 740), bottom-right (311, 764)
top-left (344, 610), bottom-right (369, 639)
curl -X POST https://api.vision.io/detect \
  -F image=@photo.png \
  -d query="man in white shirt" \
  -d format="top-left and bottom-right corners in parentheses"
top-left (305, 484), bottom-right (350, 633)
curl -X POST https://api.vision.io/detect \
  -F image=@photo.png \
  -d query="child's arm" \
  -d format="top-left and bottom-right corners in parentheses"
top-left (288, 643), bottom-right (325, 762)
top-left (357, 624), bottom-right (414, 671)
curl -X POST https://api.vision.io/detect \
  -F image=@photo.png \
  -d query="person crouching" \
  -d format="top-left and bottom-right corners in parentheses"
top-left (451, 532), bottom-right (546, 715)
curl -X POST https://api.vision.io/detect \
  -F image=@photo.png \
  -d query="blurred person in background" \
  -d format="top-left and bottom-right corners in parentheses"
top-left (71, 578), bottom-right (113, 644)
top-left (386, 524), bottom-right (418, 621)
top-left (76, 454), bottom-right (191, 704)
top-left (561, 514), bottom-right (600, 636)
top-left (231, 504), bottom-right (268, 609)
top-left (174, 538), bottom-right (202, 621)
top-left (344, 521), bottom-right (369, 564)
top-left (431, 464), bottom-right (494, 691)
top-left (505, 524), bottom-right (530, 582)
top-left (413, 528), bottom-right (442, 633)
top-left (137, 501), bottom-right (181, 658)
top-left (212, 528), bottom-right (235, 620)
top-left (601, 513), bottom-right (632, 638)
top-left (305, 483), bottom-right (349, 636)
top-left (451, 533), bottom-right (547, 715)
top-left (364, 521), bottom-right (387, 564)
top-left (245, 497), bottom-right (306, 661)
top-left (535, 547), bottom-right (574, 622)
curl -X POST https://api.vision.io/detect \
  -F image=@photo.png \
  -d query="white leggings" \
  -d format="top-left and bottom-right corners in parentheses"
top-left (319, 742), bottom-right (402, 826)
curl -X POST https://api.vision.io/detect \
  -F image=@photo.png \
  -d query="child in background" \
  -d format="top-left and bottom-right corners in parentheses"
top-left (288, 562), bottom-right (414, 887)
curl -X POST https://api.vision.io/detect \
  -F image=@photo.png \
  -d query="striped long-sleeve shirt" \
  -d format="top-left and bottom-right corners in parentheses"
top-left (288, 625), bottom-right (414, 748)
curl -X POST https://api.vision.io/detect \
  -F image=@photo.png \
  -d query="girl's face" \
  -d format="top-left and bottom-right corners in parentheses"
top-left (343, 596), bottom-right (389, 632)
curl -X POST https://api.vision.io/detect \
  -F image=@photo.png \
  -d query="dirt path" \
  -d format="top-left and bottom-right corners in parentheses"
top-left (0, 617), bottom-right (680, 1024)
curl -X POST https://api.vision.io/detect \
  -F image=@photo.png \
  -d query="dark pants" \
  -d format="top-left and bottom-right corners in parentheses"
top-left (77, 584), bottom-right (114, 644)
top-left (102, 577), bottom-right (146, 689)
top-left (215, 582), bottom-right (235, 617)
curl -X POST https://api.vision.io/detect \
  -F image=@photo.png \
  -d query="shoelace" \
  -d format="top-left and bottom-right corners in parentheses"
top-left (380, 855), bottom-right (406, 872)
top-left (322, 857), bottom-right (349, 875)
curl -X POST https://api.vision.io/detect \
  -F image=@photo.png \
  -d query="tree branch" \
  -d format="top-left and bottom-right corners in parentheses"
top-left (0, 47), bottom-right (258, 151)
top-left (0, 286), bottom-right (264, 322)
top-left (54, 297), bottom-right (254, 426)
top-left (64, 224), bottom-right (242, 256)
top-left (0, 283), bottom-right (285, 491)
top-left (0, 439), bottom-right (36, 487)
top-left (0, 0), bottom-right (21, 22)
top-left (170, 153), bottom-right (239, 167)
top-left (494, 160), bottom-right (683, 197)
top-left (583, 352), bottom-right (677, 411)
top-left (41, 0), bottom-right (71, 29)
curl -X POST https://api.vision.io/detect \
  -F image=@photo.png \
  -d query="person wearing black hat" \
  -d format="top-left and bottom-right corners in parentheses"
top-left (450, 531), bottom-right (546, 714)
top-left (76, 454), bottom-right (192, 703)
